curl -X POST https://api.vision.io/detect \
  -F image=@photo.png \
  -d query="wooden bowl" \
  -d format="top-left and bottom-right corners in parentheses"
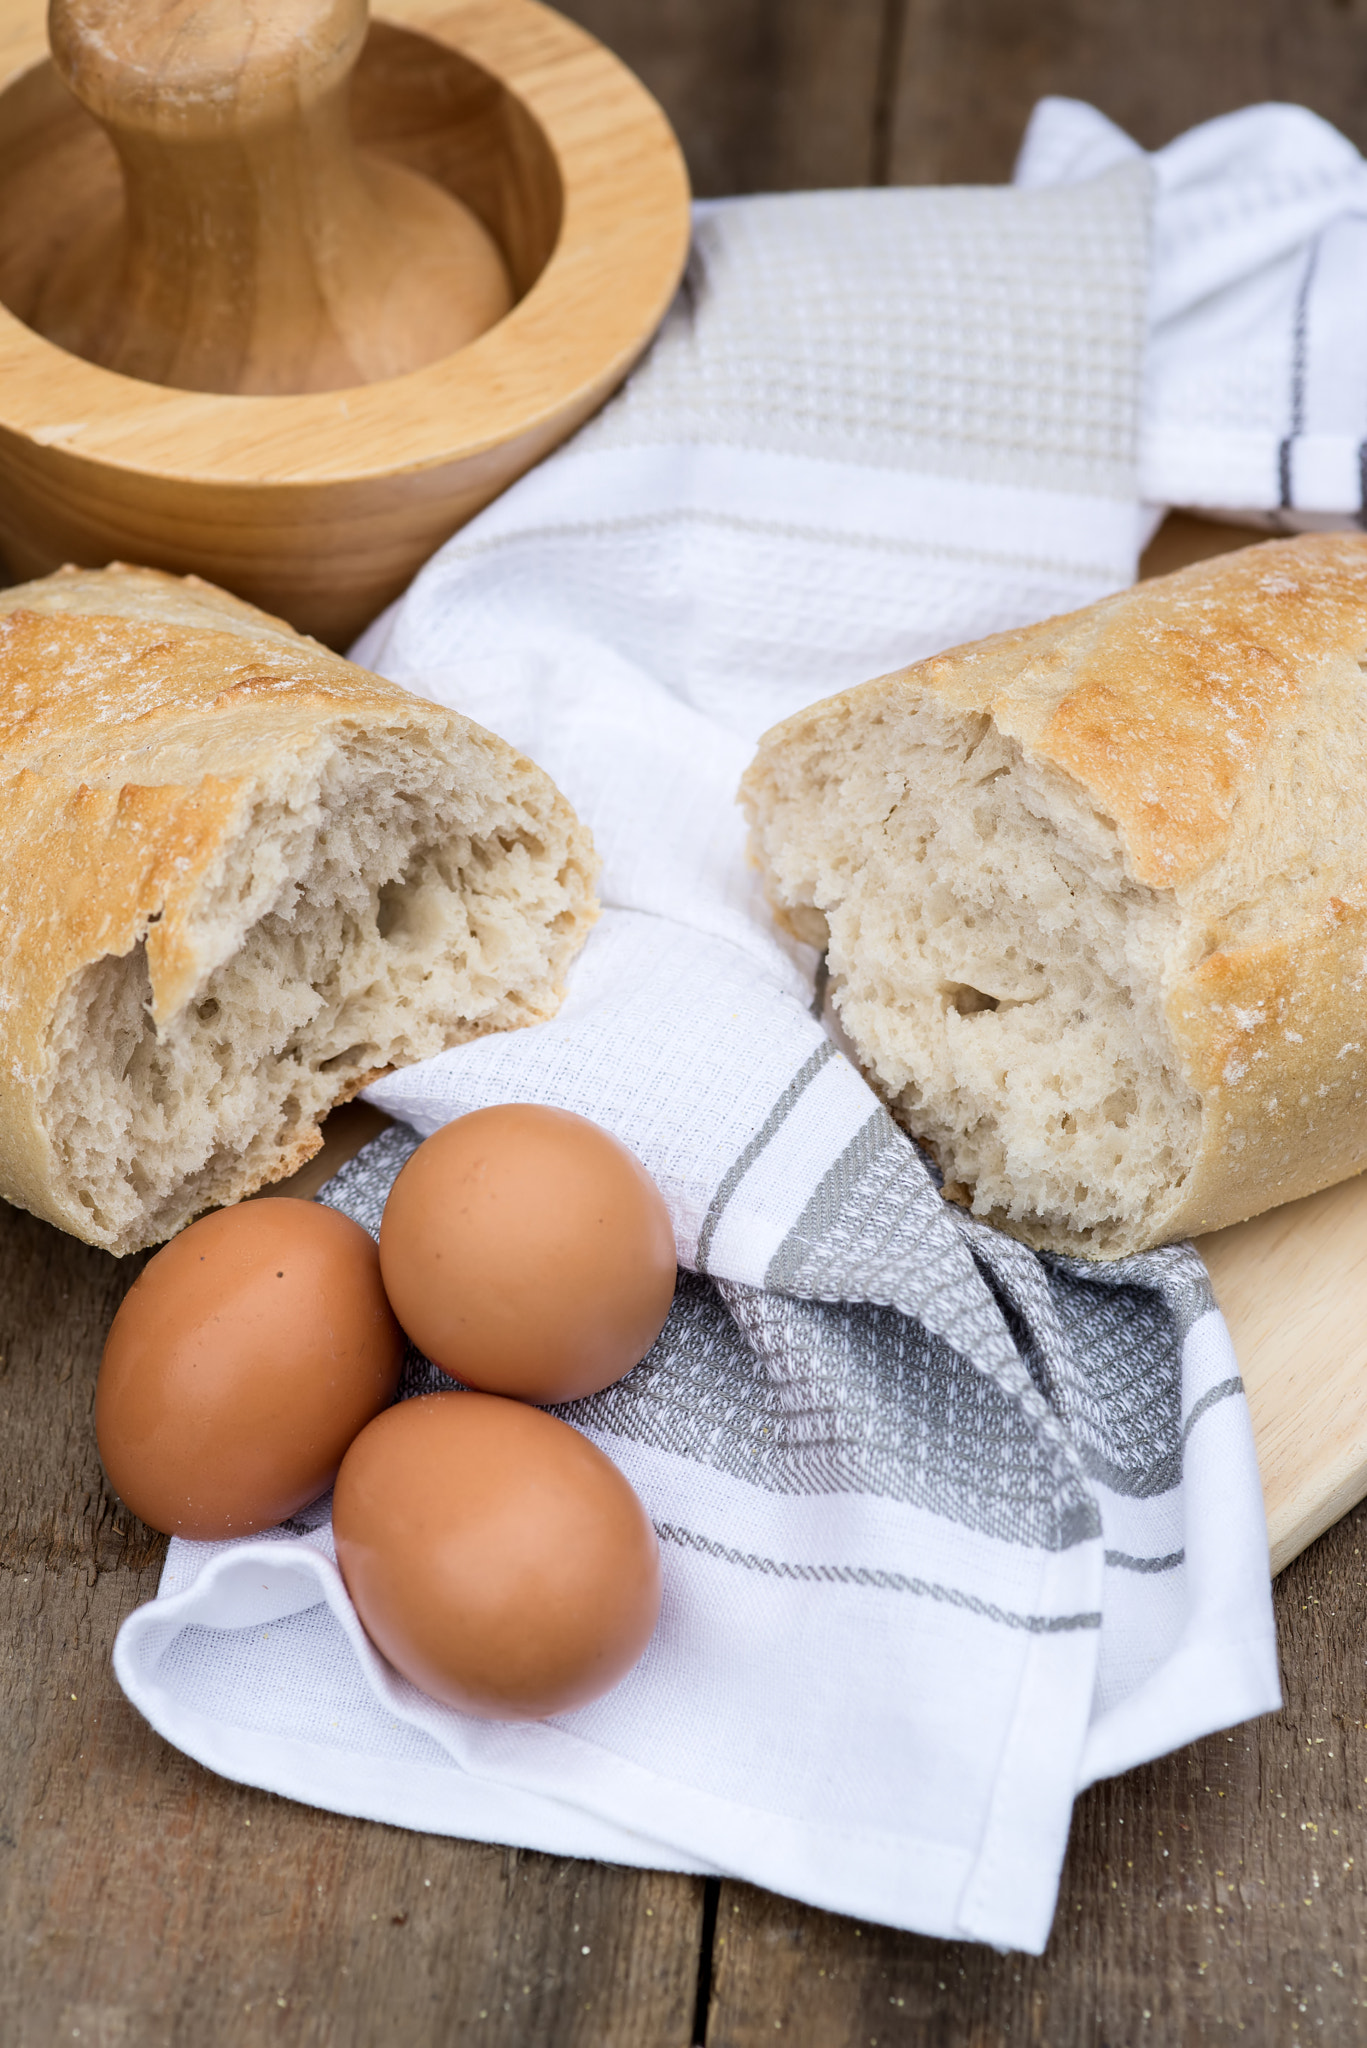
top-left (0, 0), bottom-right (690, 646)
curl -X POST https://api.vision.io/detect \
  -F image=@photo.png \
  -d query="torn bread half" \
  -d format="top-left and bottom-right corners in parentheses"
top-left (0, 563), bottom-right (598, 1254)
top-left (741, 532), bottom-right (1367, 1258)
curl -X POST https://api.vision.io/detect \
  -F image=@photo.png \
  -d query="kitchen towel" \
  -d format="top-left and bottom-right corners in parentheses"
top-left (1018, 95), bottom-right (1367, 525)
top-left (112, 109), bottom-right (1351, 1951)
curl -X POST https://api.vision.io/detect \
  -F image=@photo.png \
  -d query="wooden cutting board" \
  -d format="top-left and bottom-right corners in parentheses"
top-left (293, 1097), bottom-right (1367, 1581)
top-left (1197, 1176), bottom-right (1367, 1574)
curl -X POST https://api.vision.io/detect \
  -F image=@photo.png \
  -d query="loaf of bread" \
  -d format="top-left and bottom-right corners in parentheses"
top-left (0, 564), bottom-right (597, 1254)
top-left (741, 533), bottom-right (1367, 1258)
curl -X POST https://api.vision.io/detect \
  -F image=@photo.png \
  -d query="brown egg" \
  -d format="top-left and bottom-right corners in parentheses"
top-left (97, 1199), bottom-right (404, 1539)
top-left (378, 1105), bottom-right (677, 1404)
top-left (333, 1391), bottom-right (662, 1719)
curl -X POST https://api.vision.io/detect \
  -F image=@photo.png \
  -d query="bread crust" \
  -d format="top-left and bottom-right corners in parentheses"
top-left (0, 563), bottom-right (597, 1250)
top-left (742, 533), bottom-right (1367, 1255)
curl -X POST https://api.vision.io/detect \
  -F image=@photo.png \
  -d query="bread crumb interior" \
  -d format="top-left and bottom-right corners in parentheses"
top-left (44, 729), bottom-right (584, 1251)
top-left (752, 697), bottom-right (1201, 1254)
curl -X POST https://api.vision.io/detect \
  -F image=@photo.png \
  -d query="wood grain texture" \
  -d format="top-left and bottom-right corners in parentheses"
top-left (1201, 1176), bottom-right (1367, 1577)
top-left (704, 1507), bottom-right (1367, 2043)
top-left (551, 0), bottom-right (895, 194)
top-left (0, 0), bottom-right (690, 644)
top-left (888, 0), bottom-right (1367, 186)
top-left (551, 0), bottom-right (1367, 195)
top-left (39, 0), bottom-right (513, 393)
top-left (1138, 513), bottom-right (1271, 587)
top-left (0, 1193), bottom-right (705, 2047)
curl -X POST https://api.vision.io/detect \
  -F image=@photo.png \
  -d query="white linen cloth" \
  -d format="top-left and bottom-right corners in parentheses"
top-left (108, 98), bottom-right (1367, 1951)
top-left (1019, 96), bottom-right (1367, 525)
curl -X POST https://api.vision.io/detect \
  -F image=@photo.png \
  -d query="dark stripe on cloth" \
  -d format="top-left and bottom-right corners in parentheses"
top-left (695, 1040), bottom-right (836, 1273)
top-left (1279, 234), bottom-right (1322, 510)
top-left (1079, 1375), bottom-right (1245, 1498)
top-left (656, 1522), bottom-right (1101, 1632)
top-left (1105, 1548), bottom-right (1185, 1574)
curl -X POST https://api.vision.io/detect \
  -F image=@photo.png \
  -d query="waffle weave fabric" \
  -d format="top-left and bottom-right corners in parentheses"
top-left (1020, 95), bottom-right (1367, 524)
top-left (105, 108), bottom-right (1351, 1949)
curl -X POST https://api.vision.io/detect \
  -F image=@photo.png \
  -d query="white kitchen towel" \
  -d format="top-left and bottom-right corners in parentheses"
top-left (113, 144), bottom-right (1295, 1953)
top-left (1018, 95), bottom-right (1367, 525)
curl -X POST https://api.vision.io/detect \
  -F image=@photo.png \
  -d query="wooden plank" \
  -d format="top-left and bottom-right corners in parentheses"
top-left (703, 1501), bottom-right (1367, 2042)
top-left (550, 0), bottom-right (893, 193)
top-left (886, 0), bottom-right (1367, 187)
top-left (0, 0), bottom-right (33, 80)
top-left (1138, 512), bottom-right (1269, 586)
top-left (0, 1195), bottom-right (705, 2046)
top-left (481, 0), bottom-right (1367, 198)
top-left (1199, 1171), bottom-right (1367, 1577)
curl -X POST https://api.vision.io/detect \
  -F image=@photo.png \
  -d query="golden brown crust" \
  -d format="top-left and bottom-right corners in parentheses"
top-left (743, 533), bottom-right (1367, 1254)
top-left (0, 564), bottom-right (451, 1047)
top-left (834, 533), bottom-right (1367, 891)
top-left (1151, 895), bottom-right (1367, 1242)
top-left (0, 562), bottom-right (597, 1249)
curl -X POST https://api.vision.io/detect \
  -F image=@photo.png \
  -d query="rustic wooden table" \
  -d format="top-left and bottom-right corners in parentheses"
top-left (5, 3), bottom-right (1367, 2042)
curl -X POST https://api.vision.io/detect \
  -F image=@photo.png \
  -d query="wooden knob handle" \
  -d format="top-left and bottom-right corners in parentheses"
top-left (37, 0), bottom-right (513, 393)
top-left (49, 0), bottom-right (372, 136)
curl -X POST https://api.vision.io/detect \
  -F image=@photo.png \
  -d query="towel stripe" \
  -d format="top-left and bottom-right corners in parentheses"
top-left (656, 1523), bottom-right (1101, 1632)
top-left (1105, 1547), bottom-right (1184, 1575)
top-left (1278, 232), bottom-right (1322, 512)
top-left (695, 1041), bottom-right (837, 1273)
